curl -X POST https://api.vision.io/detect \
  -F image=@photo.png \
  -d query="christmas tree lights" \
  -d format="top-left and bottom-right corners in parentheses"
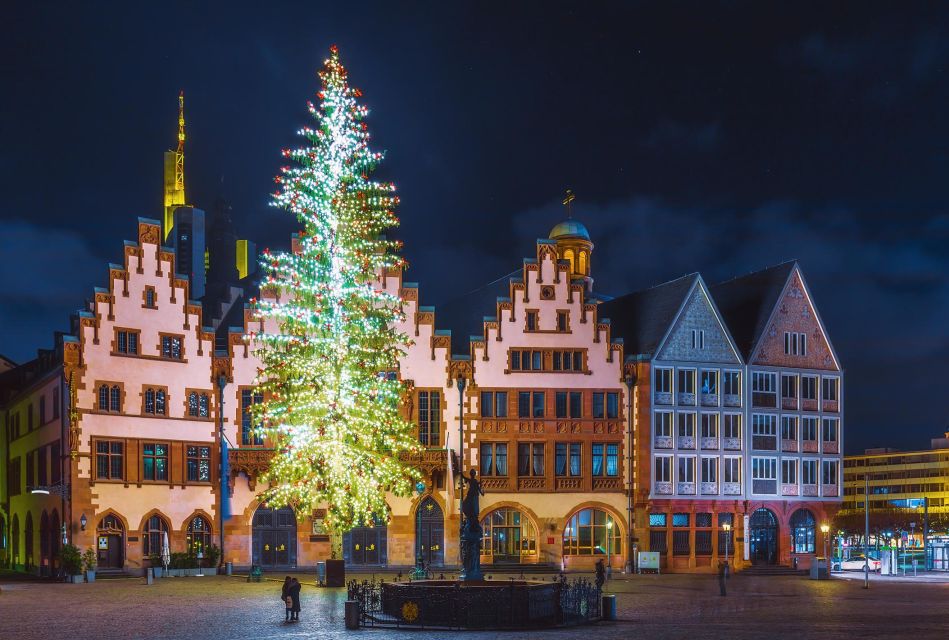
top-left (249, 45), bottom-right (420, 532)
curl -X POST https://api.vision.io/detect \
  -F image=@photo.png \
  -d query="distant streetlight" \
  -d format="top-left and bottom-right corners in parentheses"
top-left (821, 523), bottom-right (830, 574)
top-left (722, 523), bottom-right (732, 566)
top-left (606, 519), bottom-right (613, 580)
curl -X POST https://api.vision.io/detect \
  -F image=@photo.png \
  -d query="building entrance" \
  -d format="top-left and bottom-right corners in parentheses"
top-left (749, 508), bottom-right (778, 565)
top-left (96, 514), bottom-right (125, 569)
top-left (343, 517), bottom-right (388, 566)
top-left (416, 497), bottom-right (444, 567)
top-left (252, 506), bottom-right (297, 569)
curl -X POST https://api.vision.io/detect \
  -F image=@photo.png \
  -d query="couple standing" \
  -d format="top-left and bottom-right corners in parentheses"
top-left (281, 576), bottom-right (302, 622)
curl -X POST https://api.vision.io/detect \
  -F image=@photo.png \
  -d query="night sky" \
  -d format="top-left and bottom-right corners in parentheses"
top-left (2, 2), bottom-right (948, 453)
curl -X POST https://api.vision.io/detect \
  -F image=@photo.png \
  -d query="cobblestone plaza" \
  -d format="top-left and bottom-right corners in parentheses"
top-left (2, 572), bottom-right (947, 639)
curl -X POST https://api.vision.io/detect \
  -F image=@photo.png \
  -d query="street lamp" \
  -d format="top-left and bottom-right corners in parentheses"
top-left (606, 519), bottom-right (613, 580)
top-left (722, 523), bottom-right (732, 566)
top-left (80, 513), bottom-right (87, 531)
top-left (820, 523), bottom-right (830, 573)
top-left (412, 480), bottom-right (427, 580)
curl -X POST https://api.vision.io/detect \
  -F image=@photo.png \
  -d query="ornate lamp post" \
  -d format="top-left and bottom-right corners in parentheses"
top-left (722, 522), bottom-right (732, 566)
top-left (821, 523), bottom-right (830, 564)
top-left (606, 519), bottom-right (613, 580)
top-left (412, 480), bottom-right (427, 580)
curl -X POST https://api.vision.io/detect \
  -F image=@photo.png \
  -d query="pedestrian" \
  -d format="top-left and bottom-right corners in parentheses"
top-left (717, 561), bottom-right (727, 597)
top-left (281, 576), bottom-right (292, 622)
top-left (595, 558), bottom-right (606, 590)
top-left (289, 577), bottom-right (302, 622)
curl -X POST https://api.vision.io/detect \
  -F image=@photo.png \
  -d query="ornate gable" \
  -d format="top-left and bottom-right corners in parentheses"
top-left (656, 281), bottom-right (741, 364)
top-left (751, 268), bottom-right (839, 371)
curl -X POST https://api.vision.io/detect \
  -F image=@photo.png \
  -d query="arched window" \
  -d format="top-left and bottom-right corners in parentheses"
top-left (50, 510), bottom-right (60, 570)
top-left (143, 515), bottom-right (169, 556)
top-left (578, 251), bottom-right (588, 275)
top-left (790, 508), bottom-right (816, 554)
top-left (98, 385), bottom-right (109, 411)
top-left (563, 249), bottom-right (575, 273)
top-left (563, 508), bottom-right (622, 556)
top-left (11, 515), bottom-right (19, 566)
top-left (187, 516), bottom-right (212, 554)
top-left (110, 386), bottom-right (121, 412)
top-left (0, 514), bottom-right (6, 551)
top-left (40, 512), bottom-right (50, 566)
top-left (480, 508), bottom-right (537, 563)
top-left (24, 512), bottom-right (34, 569)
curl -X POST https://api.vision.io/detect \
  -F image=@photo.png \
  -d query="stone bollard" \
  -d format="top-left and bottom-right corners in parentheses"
top-left (602, 594), bottom-right (617, 620)
top-left (345, 600), bottom-right (360, 629)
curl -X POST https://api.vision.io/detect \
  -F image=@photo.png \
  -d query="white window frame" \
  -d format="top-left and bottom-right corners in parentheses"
top-left (701, 413), bottom-right (719, 439)
top-left (677, 368), bottom-right (696, 395)
top-left (782, 458), bottom-right (797, 484)
top-left (784, 331), bottom-right (807, 355)
top-left (822, 376), bottom-right (839, 402)
top-left (701, 456), bottom-right (717, 483)
top-left (801, 458), bottom-right (819, 485)
top-left (677, 412), bottom-right (696, 437)
top-left (752, 414), bottom-right (777, 436)
top-left (723, 456), bottom-right (741, 483)
top-left (781, 415), bottom-right (798, 441)
top-left (822, 417), bottom-right (840, 443)
top-left (752, 457), bottom-right (777, 480)
top-left (723, 414), bottom-right (741, 439)
top-left (801, 417), bottom-right (818, 441)
top-left (722, 370), bottom-right (741, 396)
top-left (677, 456), bottom-right (696, 483)
top-left (654, 455), bottom-right (672, 483)
top-left (654, 411), bottom-right (673, 438)
top-left (752, 372), bottom-right (776, 393)
top-left (691, 329), bottom-right (705, 349)
top-left (654, 368), bottom-right (673, 395)
top-left (822, 459), bottom-right (839, 486)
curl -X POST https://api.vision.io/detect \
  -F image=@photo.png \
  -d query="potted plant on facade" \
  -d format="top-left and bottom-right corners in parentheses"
top-left (204, 544), bottom-right (221, 575)
top-left (82, 547), bottom-right (97, 582)
top-left (148, 553), bottom-right (163, 578)
top-left (60, 544), bottom-right (83, 584)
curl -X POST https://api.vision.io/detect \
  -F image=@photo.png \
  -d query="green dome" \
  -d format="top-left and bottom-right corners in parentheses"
top-left (549, 219), bottom-right (590, 241)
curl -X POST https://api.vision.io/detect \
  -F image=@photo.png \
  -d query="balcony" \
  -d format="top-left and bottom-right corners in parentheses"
top-left (722, 482), bottom-right (741, 496)
top-left (677, 435), bottom-right (696, 450)
top-left (655, 392), bottom-right (673, 406)
top-left (677, 392), bottom-right (696, 406)
top-left (782, 439), bottom-right (798, 453)
top-left (723, 437), bottom-right (741, 451)
top-left (701, 393), bottom-right (719, 407)
top-left (723, 393), bottom-right (741, 408)
top-left (781, 484), bottom-right (799, 496)
top-left (700, 437), bottom-right (719, 450)
top-left (677, 482), bottom-right (696, 495)
top-left (654, 435), bottom-right (673, 450)
top-left (700, 482), bottom-right (718, 495)
top-left (655, 482), bottom-right (673, 496)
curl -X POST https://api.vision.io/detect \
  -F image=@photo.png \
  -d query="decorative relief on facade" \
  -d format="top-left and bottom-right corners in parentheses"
top-left (655, 482), bottom-right (674, 495)
top-left (722, 482), bottom-right (741, 496)
top-left (446, 359), bottom-right (472, 385)
top-left (700, 393), bottom-right (718, 407)
top-left (782, 439), bottom-right (798, 453)
top-left (555, 477), bottom-right (582, 491)
top-left (518, 477), bottom-right (547, 491)
top-left (677, 436), bottom-right (696, 450)
top-left (481, 477), bottom-right (509, 490)
top-left (593, 422), bottom-right (604, 434)
top-left (211, 356), bottom-right (233, 384)
top-left (723, 393), bottom-right (741, 407)
top-left (822, 485), bottom-right (838, 497)
top-left (593, 477), bottom-right (622, 491)
top-left (823, 441), bottom-right (839, 454)
top-left (781, 484), bottom-right (799, 496)
top-left (700, 482), bottom-right (718, 495)
top-left (676, 482), bottom-right (696, 495)
top-left (723, 437), bottom-right (741, 450)
top-left (655, 392), bottom-right (673, 405)
top-left (229, 448), bottom-right (274, 492)
top-left (677, 392), bottom-right (696, 405)
top-left (655, 285), bottom-right (741, 364)
top-left (397, 449), bottom-right (447, 473)
top-left (654, 436), bottom-right (673, 449)
top-left (138, 221), bottom-right (160, 245)
top-left (802, 441), bottom-right (819, 453)
top-left (700, 437), bottom-right (719, 450)
top-left (540, 285), bottom-right (555, 300)
top-left (802, 484), bottom-right (818, 497)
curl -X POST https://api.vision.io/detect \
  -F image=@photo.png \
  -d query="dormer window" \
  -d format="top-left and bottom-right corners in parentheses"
top-left (144, 286), bottom-right (157, 309)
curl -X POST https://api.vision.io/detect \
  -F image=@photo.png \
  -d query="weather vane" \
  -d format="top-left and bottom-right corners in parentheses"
top-left (562, 189), bottom-right (575, 218)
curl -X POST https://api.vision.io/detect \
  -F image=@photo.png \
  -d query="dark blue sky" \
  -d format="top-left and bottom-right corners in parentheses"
top-left (2, 2), bottom-right (948, 453)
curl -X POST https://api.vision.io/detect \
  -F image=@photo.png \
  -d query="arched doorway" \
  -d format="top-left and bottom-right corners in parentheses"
top-left (39, 512), bottom-right (50, 575)
top-left (252, 506), bottom-right (297, 569)
top-left (416, 497), bottom-right (444, 568)
top-left (11, 515), bottom-right (19, 569)
top-left (96, 514), bottom-right (125, 569)
top-left (344, 516), bottom-right (388, 566)
top-left (49, 511), bottom-right (60, 574)
top-left (790, 509), bottom-right (816, 555)
top-left (481, 508), bottom-right (537, 564)
top-left (749, 508), bottom-right (778, 565)
top-left (24, 513), bottom-right (33, 571)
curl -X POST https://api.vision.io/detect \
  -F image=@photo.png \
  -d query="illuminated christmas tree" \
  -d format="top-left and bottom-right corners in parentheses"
top-left (249, 45), bottom-right (420, 532)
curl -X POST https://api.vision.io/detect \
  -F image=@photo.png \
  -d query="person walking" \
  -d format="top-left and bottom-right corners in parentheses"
top-left (717, 561), bottom-right (727, 596)
top-left (289, 577), bottom-right (302, 622)
top-left (281, 576), bottom-right (292, 622)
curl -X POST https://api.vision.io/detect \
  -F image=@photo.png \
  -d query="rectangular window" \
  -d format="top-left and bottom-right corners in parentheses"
top-left (161, 335), bottom-right (183, 360)
top-left (782, 459), bottom-right (797, 484)
top-left (678, 369), bottom-right (696, 394)
top-left (417, 390), bottom-right (441, 446)
top-left (116, 329), bottom-right (140, 355)
top-left (556, 392), bottom-right (568, 419)
top-left (518, 392), bottom-right (531, 418)
top-left (701, 457), bottom-right (717, 483)
top-left (8, 458), bottom-right (21, 496)
top-left (555, 442), bottom-right (582, 476)
top-left (592, 443), bottom-right (618, 476)
top-left (781, 374), bottom-right (797, 400)
top-left (187, 391), bottom-right (210, 418)
top-left (50, 441), bottom-right (61, 484)
top-left (142, 443), bottom-right (169, 481)
top-left (532, 391), bottom-right (545, 418)
top-left (52, 387), bottom-right (60, 419)
top-left (654, 368), bottom-right (673, 394)
top-left (480, 443), bottom-right (508, 476)
top-left (26, 450), bottom-right (35, 488)
top-left (494, 391), bottom-right (507, 418)
top-left (691, 329), bottom-right (705, 349)
top-left (532, 351), bottom-right (543, 371)
top-left (677, 412), bottom-right (696, 437)
top-left (38, 446), bottom-right (48, 486)
top-left (143, 386), bottom-right (167, 415)
top-left (701, 370), bottom-right (718, 394)
top-left (722, 457), bottom-right (741, 483)
top-left (240, 389), bottom-right (264, 446)
top-left (722, 371), bottom-right (741, 396)
top-left (144, 286), bottom-right (157, 308)
top-left (654, 412), bottom-right (672, 438)
top-left (822, 377), bottom-right (839, 402)
top-left (481, 392), bottom-right (494, 418)
top-left (784, 331), bottom-right (807, 355)
top-left (511, 351), bottom-right (521, 370)
top-left (606, 443), bottom-right (618, 476)
top-left (822, 417), bottom-right (839, 443)
top-left (752, 372), bottom-right (777, 407)
top-left (723, 414), bottom-right (741, 440)
top-left (801, 376), bottom-right (817, 400)
top-left (822, 460), bottom-right (839, 486)
top-left (557, 311), bottom-right (568, 332)
top-left (802, 459), bottom-right (818, 485)
top-left (39, 396), bottom-right (47, 425)
top-left (677, 457), bottom-right (695, 483)
top-left (592, 392), bottom-right (604, 418)
top-left (606, 392), bottom-right (619, 418)
top-left (654, 456), bottom-right (672, 483)
top-left (569, 391), bottom-right (582, 419)
top-left (186, 445), bottom-right (211, 482)
top-left (96, 440), bottom-right (124, 480)
top-left (517, 443), bottom-right (544, 476)
top-left (782, 416), bottom-right (798, 440)
top-left (752, 414), bottom-right (777, 436)
top-left (752, 457), bottom-right (777, 480)
top-left (701, 413), bottom-right (718, 439)
top-left (526, 310), bottom-right (538, 331)
top-left (801, 417), bottom-right (818, 441)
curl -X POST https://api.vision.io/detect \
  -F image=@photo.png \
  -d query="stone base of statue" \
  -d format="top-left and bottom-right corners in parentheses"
top-left (459, 519), bottom-right (484, 582)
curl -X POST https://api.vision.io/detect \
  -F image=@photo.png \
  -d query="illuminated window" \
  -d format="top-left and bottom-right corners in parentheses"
top-left (161, 335), bottom-right (183, 360)
top-left (240, 389), bottom-right (264, 446)
top-left (578, 251), bottom-right (587, 275)
top-left (790, 509), bottom-right (815, 554)
top-left (555, 442), bottom-right (582, 476)
top-left (187, 516), bottom-right (212, 554)
top-left (563, 249), bottom-right (575, 272)
top-left (143, 515), bottom-right (169, 556)
top-left (187, 445), bottom-right (211, 482)
top-left (142, 443), bottom-right (168, 481)
top-left (95, 440), bottom-right (124, 480)
top-left (417, 390), bottom-right (441, 446)
top-left (563, 508), bottom-right (621, 556)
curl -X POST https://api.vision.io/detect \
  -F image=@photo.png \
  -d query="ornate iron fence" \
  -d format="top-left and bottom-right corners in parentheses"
top-left (346, 576), bottom-right (601, 629)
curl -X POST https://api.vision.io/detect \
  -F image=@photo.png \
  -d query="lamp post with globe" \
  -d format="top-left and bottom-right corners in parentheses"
top-left (412, 481), bottom-right (427, 580)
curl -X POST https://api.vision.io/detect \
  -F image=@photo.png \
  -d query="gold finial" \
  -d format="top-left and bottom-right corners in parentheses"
top-left (562, 189), bottom-right (575, 218)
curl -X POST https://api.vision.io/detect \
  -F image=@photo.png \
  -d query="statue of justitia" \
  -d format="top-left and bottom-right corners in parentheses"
top-left (460, 468), bottom-right (484, 531)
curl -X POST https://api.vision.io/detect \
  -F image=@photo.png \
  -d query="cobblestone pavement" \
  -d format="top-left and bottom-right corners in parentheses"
top-left (1, 571), bottom-right (947, 640)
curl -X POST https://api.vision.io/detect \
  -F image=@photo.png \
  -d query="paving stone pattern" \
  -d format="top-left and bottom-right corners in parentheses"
top-left (1, 572), bottom-right (947, 639)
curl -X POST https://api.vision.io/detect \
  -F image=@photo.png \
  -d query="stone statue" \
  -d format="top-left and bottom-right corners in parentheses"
top-left (459, 469), bottom-right (485, 581)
